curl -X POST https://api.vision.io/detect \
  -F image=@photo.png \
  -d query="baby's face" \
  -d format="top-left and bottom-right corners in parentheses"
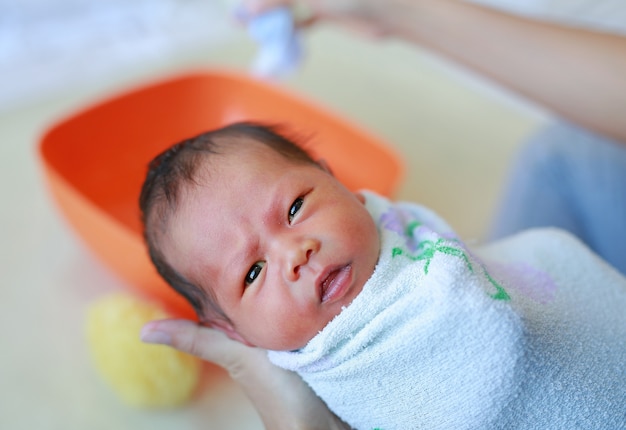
top-left (161, 138), bottom-right (380, 351)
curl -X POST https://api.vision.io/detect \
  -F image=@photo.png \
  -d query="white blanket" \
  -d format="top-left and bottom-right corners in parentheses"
top-left (268, 191), bottom-right (626, 430)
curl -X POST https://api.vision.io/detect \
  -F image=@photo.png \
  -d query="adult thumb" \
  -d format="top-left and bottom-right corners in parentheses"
top-left (140, 319), bottom-right (246, 369)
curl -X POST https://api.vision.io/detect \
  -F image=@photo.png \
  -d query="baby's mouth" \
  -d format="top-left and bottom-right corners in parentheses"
top-left (319, 265), bottom-right (353, 303)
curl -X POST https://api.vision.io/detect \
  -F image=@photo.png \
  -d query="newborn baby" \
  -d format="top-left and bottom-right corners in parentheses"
top-left (140, 122), bottom-right (626, 429)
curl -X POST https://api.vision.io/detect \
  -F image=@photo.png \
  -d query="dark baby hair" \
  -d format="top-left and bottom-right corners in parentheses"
top-left (139, 121), bottom-right (319, 322)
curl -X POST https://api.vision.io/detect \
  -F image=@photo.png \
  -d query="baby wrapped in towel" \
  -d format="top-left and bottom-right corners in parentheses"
top-left (269, 191), bottom-right (626, 430)
top-left (140, 123), bottom-right (625, 430)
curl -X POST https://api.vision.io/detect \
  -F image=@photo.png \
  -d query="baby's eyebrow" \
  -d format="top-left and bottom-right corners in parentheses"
top-left (262, 176), bottom-right (295, 223)
top-left (222, 180), bottom-right (287, 286)
top-left (223, 237), bottom-right (257, 288)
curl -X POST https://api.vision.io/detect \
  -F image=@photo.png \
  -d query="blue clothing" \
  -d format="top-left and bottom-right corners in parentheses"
top-left (490, 121), bottom-right (626, 275)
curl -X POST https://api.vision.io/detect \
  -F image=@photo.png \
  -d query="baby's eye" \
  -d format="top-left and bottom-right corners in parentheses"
top-left (288, 197), bottom-right (304, 223)
top-left (245, 261), bottom-right (265, 286)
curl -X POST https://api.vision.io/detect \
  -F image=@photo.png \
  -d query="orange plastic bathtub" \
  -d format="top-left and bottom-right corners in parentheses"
top-left (39, 70), bottom-right (404, 318)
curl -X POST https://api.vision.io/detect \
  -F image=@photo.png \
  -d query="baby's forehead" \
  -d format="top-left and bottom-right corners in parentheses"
top-left (173, 135), bottom-right (320, 227)
top-left (195, 138), bottom-right (306, 179)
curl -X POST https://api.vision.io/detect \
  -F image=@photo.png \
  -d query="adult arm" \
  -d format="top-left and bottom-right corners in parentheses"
top-left (244, 0), bottom-right (626, 145)
top-left (141, 320), bottom-right (349, 430)
top-left (376, 0), bottom-right (626, 145)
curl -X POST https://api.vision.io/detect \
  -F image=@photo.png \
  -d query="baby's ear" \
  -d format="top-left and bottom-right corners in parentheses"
top-left (209, 319), bottom-right (254, 346)
top-left (317, 159), bottom-right (333, 175)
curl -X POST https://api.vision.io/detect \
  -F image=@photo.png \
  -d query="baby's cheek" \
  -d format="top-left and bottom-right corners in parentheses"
top-left (265, 312), bottom-right (315, 350)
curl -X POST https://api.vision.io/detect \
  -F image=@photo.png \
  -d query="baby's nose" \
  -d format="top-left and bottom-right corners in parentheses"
top-left (283, 238), bottom-right (319, 282)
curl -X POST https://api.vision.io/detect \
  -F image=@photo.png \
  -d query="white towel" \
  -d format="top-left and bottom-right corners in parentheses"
top-left (268, 191), bottom-right (626, 430)
top-left (475, 228), bottom-right (626, 429)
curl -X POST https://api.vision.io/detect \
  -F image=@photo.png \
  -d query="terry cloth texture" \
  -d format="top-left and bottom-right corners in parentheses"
top-left (268, 191), bottom-right (626, 430)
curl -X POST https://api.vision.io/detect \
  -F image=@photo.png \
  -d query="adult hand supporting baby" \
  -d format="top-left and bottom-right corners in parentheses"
top-left (141, 319), bottom-right (349, 430)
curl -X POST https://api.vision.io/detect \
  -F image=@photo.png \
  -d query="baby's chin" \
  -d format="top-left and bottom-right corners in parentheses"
top-left (266, 268), bottom-right (374, 351)
top-left (305, 278), bottom-right (369, 346)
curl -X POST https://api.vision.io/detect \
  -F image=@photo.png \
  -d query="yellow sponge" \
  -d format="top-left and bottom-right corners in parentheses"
top-left (86, 293), bottom-right (201, 408)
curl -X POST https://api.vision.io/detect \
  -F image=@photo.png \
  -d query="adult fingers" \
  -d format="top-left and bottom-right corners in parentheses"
top-left (239, 1), bottom-right (387, 37)
top-left (140, 319), bottom-right (250, 370)
top-left (237, 0), bottom-right (321, 27)
top-left (240, 0), bottom-right (294, 15)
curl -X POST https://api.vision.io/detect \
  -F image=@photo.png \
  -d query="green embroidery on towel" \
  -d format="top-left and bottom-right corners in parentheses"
top-left (405, 220), bottom-right (422, 238)
top-left (392, 238), bottom-right (472, 275)
top-left (484, 267), bottom-right (511, 301)
top-left (392, 239), bottom-right (510, 301)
